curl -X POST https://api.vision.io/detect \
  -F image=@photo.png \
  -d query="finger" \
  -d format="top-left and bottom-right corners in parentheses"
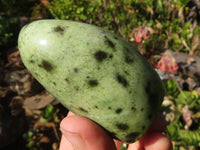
top-left (142, 114), bottom-right (172, 150)
top-left (127, 140), bottom-right (144, 150)
top-left (60, 114), bottom-right (117, 150)
top-left (127, 114), bottom-right (172, 150)
top-left (114, 139), bottom-right (122, 150)
top-left (59, 111), bottom-right (77, 150)
top-left (127, 133), bottom-right (172, 150)
top-left (66, 112), bottom-right (122, 150)
top-left (67, 111), bottom-right (75, 117)
top-left (59, 135), bottom-right (74, 150)
top-left (142, 132), bottom-right (172, 150)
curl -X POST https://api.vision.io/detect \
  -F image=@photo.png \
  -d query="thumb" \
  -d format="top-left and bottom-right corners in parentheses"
top-left (60, 114), bottom-right (117, 150)
top-left (60, 130), bottom-right (86, 150)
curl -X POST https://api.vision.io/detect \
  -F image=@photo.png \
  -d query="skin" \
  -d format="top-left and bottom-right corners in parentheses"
top-left (59, 112), bottom-right (173, 150)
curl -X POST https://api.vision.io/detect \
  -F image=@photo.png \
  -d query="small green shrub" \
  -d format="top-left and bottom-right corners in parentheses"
top-left (46, 0), bottom-right (200, 55)
top-left (40, 104), bottom-right (60, 123)
top-left (0, 16), bottom-right (13, 46)
top-left (0, 16), bottom-right (15, 67)
top-left (0, 0), bottom-right (43, 66)
top-left (23, 130), bottom-right (41, 150)
top-left (164, 82), bottom-right (200, 149)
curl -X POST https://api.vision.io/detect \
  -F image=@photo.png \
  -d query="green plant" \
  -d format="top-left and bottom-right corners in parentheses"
top-left (175, 91), bottom-right (200, 109)
top-left (40, 104), bottom-right (60, 123)
top-left (46, 0), bottom-right (145, 36)
top-left (0, 0), bottom-right (40, 46)
top-left (167, 121), bottom-right (200, 149)
top-left (23, 130), bottom-right (42, 150)
top-left (0, 16), bottom-right (13, 47)
top-left (167, 122), bottom-right (200, 149)
top-left (0, 16), bottom-right (14, 66)
top-left (165, 79), bottom-right (179, 98)
top-left (45, 0), bottom-right (200, 55)
top-left (0, 0), bottom-right (44, 67)
top-left (165, 88), bottom-right (200, 149)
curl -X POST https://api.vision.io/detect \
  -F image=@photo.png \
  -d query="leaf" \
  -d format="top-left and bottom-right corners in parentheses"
top-left (193, 27), bottom-right (200, 35)
top-left (165, 79), bottom-right (179, 97)
top-left (155, 0), bottom-right (163, 12)
top-left (166, 122), bottom-right (180, 141)
top-left (40, 104), bottom-right (59, 122)
top-left (179, 130), bottom-right (200, 146)
top-left (179, 0), bottom-right (191, 6)
top-left (175, 91), bottom-right (200, 107)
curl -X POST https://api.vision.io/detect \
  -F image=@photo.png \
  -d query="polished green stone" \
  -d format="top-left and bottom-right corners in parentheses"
top-left (18, 19), bottom-right (165, 143)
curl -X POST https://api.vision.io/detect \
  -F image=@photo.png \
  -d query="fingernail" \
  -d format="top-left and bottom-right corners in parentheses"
top-left (60, 128), bottom-right (87, 150)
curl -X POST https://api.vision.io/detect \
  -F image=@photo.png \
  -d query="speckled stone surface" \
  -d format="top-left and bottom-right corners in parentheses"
top-left (18, 19), bottom-right (165, 143)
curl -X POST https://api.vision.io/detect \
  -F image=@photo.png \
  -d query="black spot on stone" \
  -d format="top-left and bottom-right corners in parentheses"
top-left (39, 60), bottom-right (54, 72)
top-left (115, 108), bottom-right (123, 114)
top-left (74, 86), bottom-right (79, 91)
top-left (114, 36), bottom-right (118, 40)
top-left (65, 78), bottom-right (70, 83)
top-left (116, 123), bottom-right (129, 130)
top-left (124, 71), bottom-right (129, 75)
top-left (124, 47), bottom-right (130, 52)
top-left (79, 107), bottom-right (88, 113)
top-left (94, 51), bottom-right (107, 62)
top-left (74, 68), bottom-right (78, 73)
top-left (126, 132), bottom-right (140, 143)
top-left (104, 36), bottom-right (115, 49)
top-left (34, 72), bottom-right (39, 77)
top-left (131, 106), bottom-right (136, 111)
top-left (53, 25), bottom-right (67, 35)
top-left (88, 80), bottom-right (98, 87)
top-left (30, 60), bottom-right (35, 63)
top-left (116, 73), bottom-right (128, 87)
top-left (54, 26), bottom-right (64, 31)
top-left (125, 55), bottom-right (134, 63)
top-left (109, 54), bottom-right (113, 59)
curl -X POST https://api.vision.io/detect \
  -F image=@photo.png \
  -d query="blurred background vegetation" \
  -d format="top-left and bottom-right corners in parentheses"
top-left (1, 0), bottom-right (200, 66)
top-left (0, 0), bottom-right (200, 149)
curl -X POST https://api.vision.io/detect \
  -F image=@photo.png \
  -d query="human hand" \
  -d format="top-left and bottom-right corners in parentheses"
top-left (59, 111), bottom-right (172, 150)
